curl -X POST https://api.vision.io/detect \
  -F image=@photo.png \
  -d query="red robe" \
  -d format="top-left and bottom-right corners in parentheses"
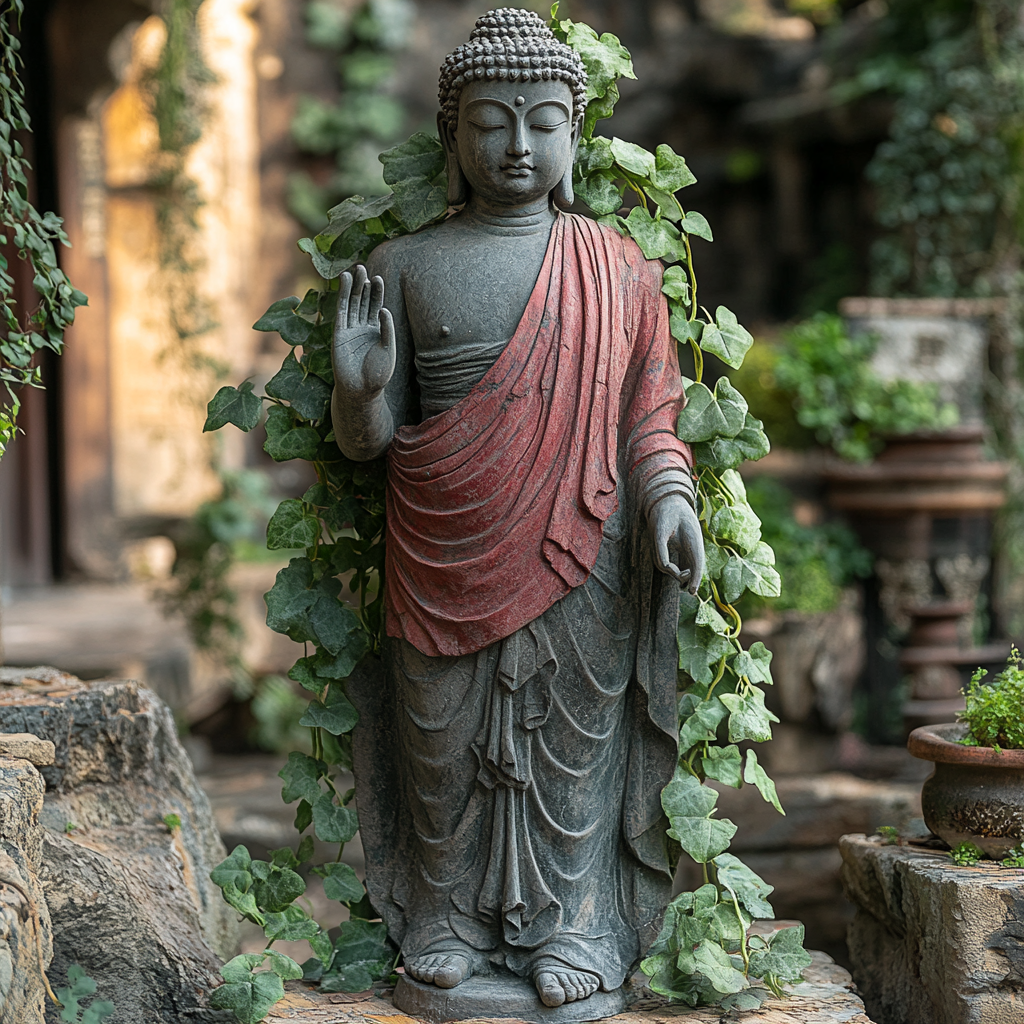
top-left (384, 212), bottom-right (693, 658)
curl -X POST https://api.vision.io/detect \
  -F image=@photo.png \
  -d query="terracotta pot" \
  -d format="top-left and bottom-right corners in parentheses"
top-left (907, 722), bottom-right (1024, 858)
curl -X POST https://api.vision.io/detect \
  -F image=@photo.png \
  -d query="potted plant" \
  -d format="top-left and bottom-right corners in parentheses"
top-left (907, 648), bottom-right (1024, 858)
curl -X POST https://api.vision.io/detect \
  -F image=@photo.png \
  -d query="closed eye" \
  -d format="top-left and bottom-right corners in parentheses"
top-left (468, 120), bottom-right (506, 132)
top-left (531, 121), bottom-right (567, 132)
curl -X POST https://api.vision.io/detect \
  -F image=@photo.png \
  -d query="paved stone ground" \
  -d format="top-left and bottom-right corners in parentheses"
top-left (256, 952), bottom-right (873, 1023)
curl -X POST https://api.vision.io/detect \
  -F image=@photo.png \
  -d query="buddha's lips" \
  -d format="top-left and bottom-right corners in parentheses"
top-left (502, 164), bottom-right (534, 176)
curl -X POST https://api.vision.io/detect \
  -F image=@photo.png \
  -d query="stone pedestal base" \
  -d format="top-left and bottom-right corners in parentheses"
top-left (393, 973), bottom-right (625, 1023)
top-left (840, 833), bottom-right (1024, 1024)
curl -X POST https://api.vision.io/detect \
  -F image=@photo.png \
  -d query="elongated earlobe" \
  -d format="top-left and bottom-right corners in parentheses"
top-left (553, 167), bottom-right (574, 210)
top-left (438, 112), bottom-right (468, 207)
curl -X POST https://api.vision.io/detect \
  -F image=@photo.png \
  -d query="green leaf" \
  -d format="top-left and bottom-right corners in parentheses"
top-left (575, 171), bottom-right (622, 216)
top-left (294, 798), bottom-right (313, 833)
top-left (289, 656), bottom-right (329, 697)
top-left (701, 744), bottom-right (743, 788)
top-left (313, 792), bottom-right (359, 843)
top-left (379, 132), bottom-right (445, 186)
top-left (670, 312), bottom-right (703, 345)
top-left (210, 845), bottom-right (253, 891)
top-left (263, 406), bottom-right (321, 462)
top-left (267, 498), bottom-right (321, 551)
top-left (709, 503), bottom-right (762, 555)
top-left (220, 881), bottom-right (265, 925)
top-left (204, 382), bottom-right (262, 433)
top-left (266, 354), bottom-right (332, 421)
top-left (265, 951), bottom-right (304, 981)
top-left (714, 852), bottom-right (775, 919)
top-left (677, 693), bottom-right (729, 750)
top-left (624, 205), bottom-right (679, 260)
top-left (677, 614), bottom-right (733, 686)
top-left (651, 144), bottom-right (697, 192)
top-left (298, 235), bottom-right (355, 280)
top-left (695, 599), bottom-right (730, 635)
top-left (744, 749), bottom-right (784, 815)
top-left (209, 962), bottom-right (285, 1023)
top-left (253, 296), bottom-right (315, 346)
top-left (610, 137), bottom-right (655, 178)
top-left (748, 924), bottom-right (812, 984)
top-left (733, 641), bottom-right (774, 686)
top-left (720, 550), bottom-right (781, 604)
top-left (391, 176), bottom-right (448, 232)
top-left (582, 80), bottom-right (619, 137)
top-left (265, 557), bottom-right (359, 654)
top-left (57, 965), bottom-right (114, 1024)
top-left (575, 136), bottom-right (614, 176)
top-left (252, 864), bottom-right (306, 913)
top-left (676, 377), bottom-right (745, 444)
top-left (692, 413), bottom-right (770, 470)
top-left (700, 306), bottom-right (753, 370)
top-left (562, 22), bottom-right (635, 102)
top-left (279, 751), bottom-right (326, 804)
top-left (662, 772), bottom-right (737, 863)
top-left (317, 861), bottom-right (365, 903)
top-left (644, 184), bottom-right (682, 222)
top-left (680, 210), bottom-right (713, 241)
top-left (719, 688), bottom-right (779, 743)
top-left (691, 940), bottom-right (747, 994)
top-left (321, 919), bottom-right (393, 993)
top-left (299, 686), bottom-right (359, 735)
top-left (661, 265), bottom-right (690, 302)
top-left (264, 905), bottom-right (320, 942)
top-left (315, 194), bottom-right (395, 254)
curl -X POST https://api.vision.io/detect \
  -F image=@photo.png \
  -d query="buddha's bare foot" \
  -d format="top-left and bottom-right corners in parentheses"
top-left (405, 951), bottom-right (473, 989)
top-left (533, 958), bottom-right (600, 1007)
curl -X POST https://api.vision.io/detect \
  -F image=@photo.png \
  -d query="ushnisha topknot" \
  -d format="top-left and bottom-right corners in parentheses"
top-left (438, 8), bottom-right (588, 132)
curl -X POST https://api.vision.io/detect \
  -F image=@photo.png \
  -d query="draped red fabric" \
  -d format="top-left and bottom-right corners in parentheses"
top-left (384, 212), bottom-right (692, 658)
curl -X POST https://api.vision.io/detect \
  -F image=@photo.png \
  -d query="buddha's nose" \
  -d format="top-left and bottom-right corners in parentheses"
top-left (508, 120), bottom-right (531, 157)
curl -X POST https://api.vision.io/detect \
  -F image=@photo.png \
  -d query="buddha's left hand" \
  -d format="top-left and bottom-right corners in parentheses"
top-left (649, 496), bottom-right (705, 596)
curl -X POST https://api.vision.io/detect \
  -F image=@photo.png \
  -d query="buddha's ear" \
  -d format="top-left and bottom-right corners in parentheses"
top-left (438, 112), bottom-right (469, 207)
top-left (553, 127), bottom-right (580, 211)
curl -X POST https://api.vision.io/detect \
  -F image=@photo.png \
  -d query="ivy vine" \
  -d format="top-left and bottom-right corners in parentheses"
top-left (0, 0), bottom-right (87, 457)
top-left (205, 7), bottom-right (808, 1018)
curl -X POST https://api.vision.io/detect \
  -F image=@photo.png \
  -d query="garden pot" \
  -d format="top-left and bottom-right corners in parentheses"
top-left (907, 722), bottom-right (1024, 858)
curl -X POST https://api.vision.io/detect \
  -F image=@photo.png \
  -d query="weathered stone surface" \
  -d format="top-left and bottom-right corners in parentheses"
top-left (840, 832), bottom-right (1024, 1024)
top-left (0, 667), bottom-right (238, 1023)
top-left (0, 756), bottom-right (53, 1023)
top-left (250, 950), bottom-right (874, 1022)
top-left (0, 735), bottom-right (54, 766)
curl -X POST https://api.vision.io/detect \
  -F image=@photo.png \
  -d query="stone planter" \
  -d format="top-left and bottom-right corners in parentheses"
top-left (907, 722), bottom-right (1024, 857)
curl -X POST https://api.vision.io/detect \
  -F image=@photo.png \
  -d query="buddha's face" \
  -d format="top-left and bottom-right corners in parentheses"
top-left (450, 79), bottom-right (576, 207)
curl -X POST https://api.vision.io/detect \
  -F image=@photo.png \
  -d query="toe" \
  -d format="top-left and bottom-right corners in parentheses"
top-left (559, 972), bottom-right (581, 1003)
top-left (537, 972), bottom-right (566, 1007)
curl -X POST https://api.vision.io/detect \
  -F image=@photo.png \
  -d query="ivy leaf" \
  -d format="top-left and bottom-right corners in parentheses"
top-left (209, 961), bottom-right (285, 1024)
top-left (379, 132), bottom-right (445, 186)
top-left (210, 845), bottom-right (253, 892)
top-left (315, 194), bottom-right (395, 254)
top-left (266, 354), bottom-right (332, 422)
top-left (692, 940), bottom-right (747, 995)
top-left (264, 905), bottom-right (319, 942)
top-left (267, 498), bottom-right (321, 551)
top-left (709, 503), bottom-right (762, 555)
top-left (298, 236), bottom-right (354, 280)
top-left (695, 599), bottom-right (731, 635)
top-left (582, 80), bottom-right (619, 137)
top-left (251, 865), bottom-right (306, 913)
top-left (575, 171), bottom-right (621, 216)
top-left (651, 144), bottom-right (697, 192)
top-left (265, 951), bottom-right (304, 981)
top-left (263, 406), bottom-right (320, 462)
top-left (744, 749), bottom-right (784, 814)
top-left (703, 542), bottom-right (729, 581)
top-left (677, 614), bottom-right (733, 686)
top-left (719, 688), bottom-right (779, 743)
top-left (677, 693), bottom-right (729, 750)
top-left (204, 382), bottom-right (262, 433)
top-left (748, 924), bottom-right (812, 984)
top-left (279, 751), bottom-right (327, 804)
top-left (721, 989), bottom-right (770, 1012)
top-left (720, 550), bottom-right (781, 604)
top-left (676, 377), bottom-right (745, 443)
top-left (313, 792), bottom-right (359, 843)
top-left (610, 137), bottom-right (656, 178)
top-left (391, 176), bottom-right (448, 233)
top-left (253, 296), bottom-right (316, 346)
top-left (315, 635), bottom-right (370, 679)
top-left (662, 772), bottom-right (737, 863)
top-left (220, 882), bottom-right (265, 926)
top-left (289, 656), bottom-right (329, 697)
top-left (714, 852), bottom-right (775, 919)
top-left (624, 205), bottom-right (679, 260)
top-left (661, 265), bottom-right (690, 302)
top-left (693, 413), bottom-right (771, 470)
top-left (309, 929), bottom-right (335, 968)
top-left (700, 306), bottom-right (753, 370)
top-left (701, 744), bottom-right (743, 788)
top-left (294, 799), bottom-right (313, 833)
top-left (733, 641), bottom-right (774, 686)
top-left (299, 687), bottom-right (359, 735)
top-left (317, 862), bottom-right (365, 903)
top-left (265, 557), bottom-right (359, 655)
top-left (670, 311), bottom-right (703, 346)
top-left (321, 919), bottom-right (393, 993)
top-left (562, 23), bottom-right (634, 101)
top-left (680, 210), bottom-right (713, 241)
top-left (575, 136), bottom-right (614, 176)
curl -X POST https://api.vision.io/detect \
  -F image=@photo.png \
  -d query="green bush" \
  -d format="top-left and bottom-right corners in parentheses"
top-left (960, 647), bottom-right (1024, 750)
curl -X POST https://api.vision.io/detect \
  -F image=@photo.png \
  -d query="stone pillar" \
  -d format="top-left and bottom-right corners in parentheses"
top-left (840, 832), bottom-right (1024, 1024)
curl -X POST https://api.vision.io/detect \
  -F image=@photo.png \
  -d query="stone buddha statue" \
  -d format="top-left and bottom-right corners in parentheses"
top-left (335, 8), bottom-right (704, 1017)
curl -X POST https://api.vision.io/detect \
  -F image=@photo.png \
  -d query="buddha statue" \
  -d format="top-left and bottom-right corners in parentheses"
top-left (335, 8), bottom-right (704, 1017)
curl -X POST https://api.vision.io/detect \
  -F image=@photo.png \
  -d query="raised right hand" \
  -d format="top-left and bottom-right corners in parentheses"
top-left (332, 264), bottom-right (396, 398)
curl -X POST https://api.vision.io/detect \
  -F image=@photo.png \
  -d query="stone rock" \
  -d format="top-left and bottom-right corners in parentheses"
top-left (840, 832), bottom-right (1024, 1024)
top-left (0, 756), bottom-right (53, 1023)
top-left (0, 735), bottom-right (54, 766)
top-left (0, 667), bottom-right (238, 1023)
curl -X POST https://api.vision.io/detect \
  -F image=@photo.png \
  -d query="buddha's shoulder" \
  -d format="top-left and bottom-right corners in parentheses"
top-left (366, 219), bottom-right (461, 277)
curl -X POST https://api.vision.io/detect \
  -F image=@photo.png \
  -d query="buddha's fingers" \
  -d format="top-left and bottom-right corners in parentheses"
top-left (336, 270), bottom-right (354, 332)
top-left (349, 265), bottom-right (369, 328)
top-left (369, 275), bottom-right (385, 323)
